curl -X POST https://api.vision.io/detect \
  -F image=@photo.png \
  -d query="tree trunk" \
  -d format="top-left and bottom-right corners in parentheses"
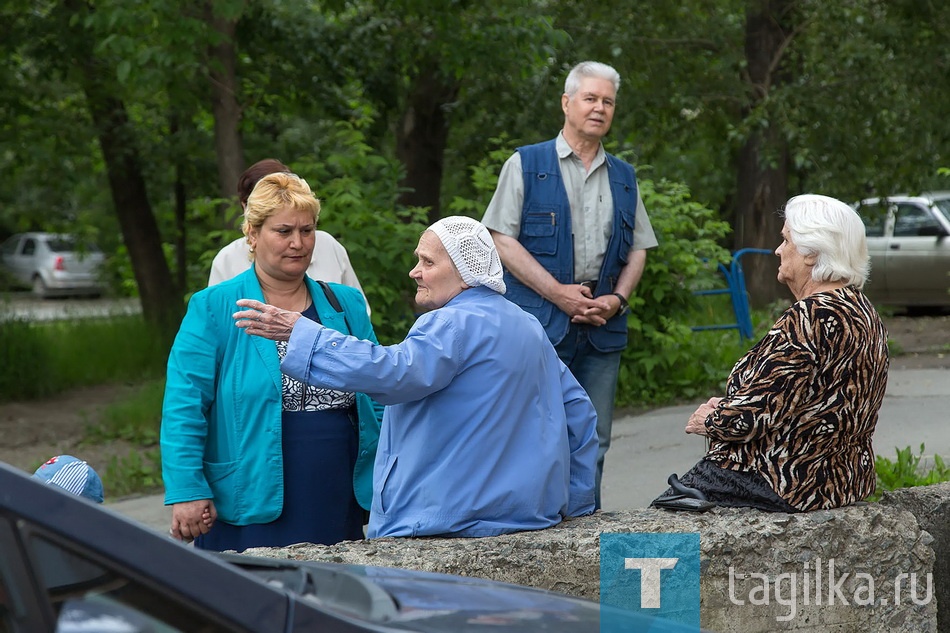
top-left (735, 0), bottom-right (795, 306)
top-left (62, 0), bottom-right (183, 338)
top-left (81, 88), bottom-right (183, 337)
top-left (205, 1), bottom-right (245, 229)
top-left (735, 136), bottom-right (789, 305)
top-left (395, 64), bottom-right (459, 225)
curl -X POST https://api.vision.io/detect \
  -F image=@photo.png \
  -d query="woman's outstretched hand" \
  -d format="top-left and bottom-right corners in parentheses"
top-left (234, 299), bottom-right (302, 341)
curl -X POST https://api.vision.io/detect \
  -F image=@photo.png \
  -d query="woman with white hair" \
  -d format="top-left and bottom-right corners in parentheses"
top-left (235, 216), bottom-right (598, 538)
top-left (653, 194), bottom-right (889, 512)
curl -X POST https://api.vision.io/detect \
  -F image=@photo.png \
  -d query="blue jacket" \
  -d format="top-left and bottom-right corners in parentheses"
top-left (161, 268), bottom-right (382, 522)
top-left (505, 138), bottom-right (638, 352)
top-left (282, 287), bottom-right (598, 538)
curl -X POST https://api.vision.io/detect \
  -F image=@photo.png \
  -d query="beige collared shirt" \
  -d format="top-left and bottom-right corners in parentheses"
top-left (482, 132), bottom-right (657, 281)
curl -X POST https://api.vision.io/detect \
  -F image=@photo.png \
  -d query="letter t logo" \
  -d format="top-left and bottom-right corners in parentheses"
top-left (601, 533), bottom-right (700, 628)
top-left (624, 558), bottom-right (679, 608)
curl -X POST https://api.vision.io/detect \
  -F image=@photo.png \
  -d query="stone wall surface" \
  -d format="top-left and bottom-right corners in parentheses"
top-left (881, 482), bottom-right (950, 633)
top-left (246, 499), bottom-right (943, 633)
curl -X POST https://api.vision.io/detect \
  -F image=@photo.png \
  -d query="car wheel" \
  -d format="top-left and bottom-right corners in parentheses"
top-left (31, 275), bottom-right (48, 298)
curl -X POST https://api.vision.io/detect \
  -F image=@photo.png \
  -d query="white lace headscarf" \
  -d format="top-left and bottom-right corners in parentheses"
top-left (428, 216), bottom-right (506, 295)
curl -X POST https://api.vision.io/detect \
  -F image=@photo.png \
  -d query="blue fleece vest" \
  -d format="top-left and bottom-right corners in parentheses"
top-left (504, 138), bottom-right (638, 352)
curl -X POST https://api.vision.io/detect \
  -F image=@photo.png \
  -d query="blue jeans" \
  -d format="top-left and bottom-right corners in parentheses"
top-left (555, 324), bottom-right (622, 510)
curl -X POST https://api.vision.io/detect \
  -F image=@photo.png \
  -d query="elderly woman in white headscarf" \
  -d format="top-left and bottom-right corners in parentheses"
top-left (235, 216), bottom-right (598, 539)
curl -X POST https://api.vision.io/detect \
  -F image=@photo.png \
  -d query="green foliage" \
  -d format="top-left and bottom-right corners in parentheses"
top-left (172, 196), bottom-right (237, 294)
top-left (618, 322), bottom-right (751, 407)
top-left (869, 444), bottom-right (950, 502)
top-left (447, 136), bottom-right (522, 217)
top-left (616, 172), bottom-right (736, 407)
top-left (0, 313), bottom-right (167, 403)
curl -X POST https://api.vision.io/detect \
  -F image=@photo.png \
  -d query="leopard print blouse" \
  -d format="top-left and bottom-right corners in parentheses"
top-left (704, 286), bottom-right (889, 511)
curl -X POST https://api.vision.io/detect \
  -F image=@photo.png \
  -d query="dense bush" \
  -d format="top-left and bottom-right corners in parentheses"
top-left (0, 315), bottom-right (53, 401)
top-left (616, 173), bottom-right (740, 406)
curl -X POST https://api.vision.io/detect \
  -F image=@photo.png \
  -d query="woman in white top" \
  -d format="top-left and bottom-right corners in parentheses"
top-left (208, 158), bottom-right (369, 312)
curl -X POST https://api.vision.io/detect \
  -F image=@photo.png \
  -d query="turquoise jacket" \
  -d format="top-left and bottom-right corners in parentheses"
top-left (161, 268), bottom-right (382, 523)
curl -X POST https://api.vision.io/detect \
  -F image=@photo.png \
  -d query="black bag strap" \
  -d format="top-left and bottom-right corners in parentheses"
top-left (319, 280), bottom-right (361, 443)
top-left (317, 280), bottom-right (343, 311)
top-left (317, 280), bottom-right (352, 334)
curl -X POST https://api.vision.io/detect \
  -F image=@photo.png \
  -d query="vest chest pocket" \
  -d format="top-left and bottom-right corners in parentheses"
top-left (617, 209), bottom-right (636, 264)
top-left (520, 208), bottom-right (559, 255)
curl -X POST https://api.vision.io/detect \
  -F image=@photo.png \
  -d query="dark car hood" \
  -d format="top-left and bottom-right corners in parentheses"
top-left (218, 553), bottom-right (697, 633)
top-left (321, 562), bottom-right (596, 630)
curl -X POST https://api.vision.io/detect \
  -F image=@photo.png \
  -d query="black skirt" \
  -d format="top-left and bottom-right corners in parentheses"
top-left (195, 408), bottom-right (364, 552)
top-left (655, 458), bottom-right (797, 513)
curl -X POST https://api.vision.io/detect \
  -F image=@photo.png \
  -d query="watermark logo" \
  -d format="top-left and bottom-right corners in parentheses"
top-left (600, 533), bottom-right (700, 631)
top-left (728, 558), bottom-right (933, 622)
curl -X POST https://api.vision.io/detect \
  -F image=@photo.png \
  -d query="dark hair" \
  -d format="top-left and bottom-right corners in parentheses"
top-left (237, 158), bottom-right (290, 206)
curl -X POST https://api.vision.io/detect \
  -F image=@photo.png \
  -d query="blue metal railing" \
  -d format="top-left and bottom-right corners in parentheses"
top-left (691, 248), bottom-right (773, 341)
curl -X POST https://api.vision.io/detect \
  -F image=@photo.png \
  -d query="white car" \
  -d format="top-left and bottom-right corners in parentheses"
top-left (854, 192), bottom-right (950, 308)
top-left (0, 232), bottom-right (105, 298)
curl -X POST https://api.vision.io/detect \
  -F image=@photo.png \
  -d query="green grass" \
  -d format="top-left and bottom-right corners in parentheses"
top-left (83, 378), bottom-right (164, 445)
top-left (101, 448), bottom-right (164, 499)
top-left (887, 338), bottom-right (905, 357)
top-left (81, 378), bottom-right (165, 497)
top-left (0, 314), bottom-right (168, 402)
top-left (0, 312), bottom-right (169, 496)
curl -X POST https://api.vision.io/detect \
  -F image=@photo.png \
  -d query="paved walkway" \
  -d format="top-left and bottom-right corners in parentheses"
top-left (601, 366), bottom-right (950, 510)
top-left (108, 366), bottom-right (950, 532)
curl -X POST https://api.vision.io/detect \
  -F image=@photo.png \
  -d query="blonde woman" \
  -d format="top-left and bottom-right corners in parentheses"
top-left (162, 172), bottom-right (382, 551)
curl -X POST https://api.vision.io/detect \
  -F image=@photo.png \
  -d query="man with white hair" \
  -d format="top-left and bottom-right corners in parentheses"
top-left (483, 60), bottom-right (659, 509)
top-left (234, 216), bottom-right (598, 538)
